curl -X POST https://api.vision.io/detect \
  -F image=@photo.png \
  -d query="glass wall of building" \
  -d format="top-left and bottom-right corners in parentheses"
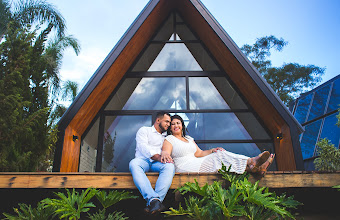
top-left (290, 75), bottom-right (340, 170)
top-left (78, 12), bottom-right (275, 172)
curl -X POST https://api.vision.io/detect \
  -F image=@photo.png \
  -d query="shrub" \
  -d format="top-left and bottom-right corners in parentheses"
top-left (164, 164), bottom-right (302, 219)
top-left (2, 188), bottom-right (137, 220)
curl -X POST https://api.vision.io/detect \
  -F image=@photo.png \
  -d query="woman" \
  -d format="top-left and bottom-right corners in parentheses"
top-left (161, 115), bottom-right (275, 175)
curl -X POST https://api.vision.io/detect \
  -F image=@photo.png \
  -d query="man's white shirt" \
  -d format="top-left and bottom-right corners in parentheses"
top-left (135, 125), bottom-right (167, 161)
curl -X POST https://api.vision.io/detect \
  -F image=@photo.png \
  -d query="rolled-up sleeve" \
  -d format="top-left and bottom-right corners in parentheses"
top-left (136, 127), bottom-right (159, 159)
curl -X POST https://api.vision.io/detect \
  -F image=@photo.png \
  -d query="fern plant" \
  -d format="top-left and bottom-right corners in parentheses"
top-left (2, 202), bottom-right (55, 220)
top-left (41, 188), bottom-right (98, 220)
top-left (164, 164), bottom-right (302, 220)
top-left (90, 190), bottom-right (137, 220)
top-left (87, 209), bottom-right (128, 220)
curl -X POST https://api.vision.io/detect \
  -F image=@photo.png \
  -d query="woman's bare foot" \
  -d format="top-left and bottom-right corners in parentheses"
top-left (246, 151), bottom-right (270, 173)
top-left (257, 154), bottom-right (275, 176)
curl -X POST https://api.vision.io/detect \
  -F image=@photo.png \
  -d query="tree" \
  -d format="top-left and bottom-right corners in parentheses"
top-left (0, 0), bottom-right (65, 40)
top-left (241, 35), bottom-right (325, 104)
top-left (0, 0), bottom-right (80, 171)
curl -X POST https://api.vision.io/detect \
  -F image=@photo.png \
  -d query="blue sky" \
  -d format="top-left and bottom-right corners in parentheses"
top-left (47, 0), bottom-right (340, 94)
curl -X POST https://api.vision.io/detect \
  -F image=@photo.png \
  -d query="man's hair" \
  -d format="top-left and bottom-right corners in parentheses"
top-left (155, 111), bottom-right (170, 122)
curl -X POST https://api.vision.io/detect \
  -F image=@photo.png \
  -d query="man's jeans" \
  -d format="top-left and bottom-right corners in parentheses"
top-left (129, 158), bottom-right (175, 206)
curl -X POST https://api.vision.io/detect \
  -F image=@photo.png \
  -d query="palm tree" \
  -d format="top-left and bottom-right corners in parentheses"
top-left (0, 0), bottom-right (65, 40)
top-left (61, 80), bottom-right (79, 102)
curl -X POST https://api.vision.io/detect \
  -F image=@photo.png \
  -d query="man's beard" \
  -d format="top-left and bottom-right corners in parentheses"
top-left (159, 123), bottom-right (167, 133)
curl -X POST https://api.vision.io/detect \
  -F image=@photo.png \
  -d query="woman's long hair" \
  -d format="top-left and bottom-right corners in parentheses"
top-left (168, 115), bottom-right (187, 137)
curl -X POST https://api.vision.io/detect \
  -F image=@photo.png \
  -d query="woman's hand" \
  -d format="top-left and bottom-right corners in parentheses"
top-left (161, 151), bottom-right (173, 163)
top-left (211, 147), bottom-right (225, 153)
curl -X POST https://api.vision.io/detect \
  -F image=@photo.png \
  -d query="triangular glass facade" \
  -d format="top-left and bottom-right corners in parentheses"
top-left (79, 12), bottom-right (274, 172)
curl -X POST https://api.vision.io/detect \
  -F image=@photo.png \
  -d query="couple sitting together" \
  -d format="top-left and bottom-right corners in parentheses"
top-left (129, 111), bottom-right (275, 215)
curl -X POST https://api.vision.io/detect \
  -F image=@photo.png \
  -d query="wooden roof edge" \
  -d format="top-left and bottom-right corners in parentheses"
top-left (57, 0), bottom-right (160, 130)
top-left (192, 0), bottom-right (304, 134)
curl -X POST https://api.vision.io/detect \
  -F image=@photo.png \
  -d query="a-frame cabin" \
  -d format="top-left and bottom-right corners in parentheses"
top-left (53, 0), bottom-right (304, 173)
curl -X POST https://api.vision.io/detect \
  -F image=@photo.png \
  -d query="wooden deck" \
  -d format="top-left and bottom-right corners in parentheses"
top-left (1, 171), bottom-right (339, 189)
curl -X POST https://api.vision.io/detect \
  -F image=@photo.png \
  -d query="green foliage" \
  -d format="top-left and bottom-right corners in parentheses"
top-left (165, 165), bottom-right (302, 219)
top-left (41, 188), bottom-right (98, 220)
top-left (3, 188), bottom-right (137, 220)
top-left (95, 190), bottom-right (137, 210)
top-left (241, 35), bottom-right (324, 104)
top-left (336, 109), bottom-right (340, 127)
top-left (0, 0), bottom-right (80, 171)
top-left (87, 209), bottom-right (128, 220)
top-left (333, 185), bottom-right (340, 191)
top-left (2, 202), bottom-right (55, 220)
top-left (314, 138), bottom-right (340, 172)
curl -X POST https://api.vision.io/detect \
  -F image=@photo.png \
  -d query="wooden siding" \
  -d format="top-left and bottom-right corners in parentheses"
top-left (1, 172), bottom-right (339, 189)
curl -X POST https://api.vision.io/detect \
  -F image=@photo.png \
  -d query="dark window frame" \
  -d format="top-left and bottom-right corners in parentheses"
top-left (79, 11), bottom-right (274, 172)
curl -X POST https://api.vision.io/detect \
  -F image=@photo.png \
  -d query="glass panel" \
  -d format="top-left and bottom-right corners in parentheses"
top-left (307, 84), bottom-right (331, 121)
top-left (79, 117), bottom-right (99, 172)
top-left (189, 77), bottom-right (248, 110)
top-left (327, 78), bottom-right (340, 113)
top-left (106, 77), bottom-right (186, 110)
top-left (175, 13), bottom-right (183, 22)
top-left (197, 143), bottom-right (276, 171)
top-left (319, 113), bottom-right (340, 149)
top-left (185, 43), bottom-right (219, 71)
top-left (294, 93), bottom-right (312, 124)
top-left (148, 43), bottom-right (202, 71)
top-left (176, 24), bottom-right (197, 40)
top-left (132, 44), bottom-right (164, 72)
top-left (152, 14), bottom-right (173, 41)
top-left (102, 115), bottom-right (152, 172)
top-left (300, 120), bottom-right (322, 159)
top-left (172, 112), bottom-right (270, 141)
top-left (189, 77), bottom-right (229, 109)
top-left (304, 159), bottom-right (316, 171)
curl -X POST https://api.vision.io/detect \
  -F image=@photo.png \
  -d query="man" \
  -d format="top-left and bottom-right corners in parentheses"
top-left (129, 111), bottom-right (175, 215)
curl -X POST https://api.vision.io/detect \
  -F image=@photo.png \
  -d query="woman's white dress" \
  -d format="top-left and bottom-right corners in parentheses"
top-left (165, 135), bottom-right (249, 174)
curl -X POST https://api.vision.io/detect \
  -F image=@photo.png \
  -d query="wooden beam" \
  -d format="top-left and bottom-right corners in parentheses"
top-left (1, 172), bottom-right (339, 189)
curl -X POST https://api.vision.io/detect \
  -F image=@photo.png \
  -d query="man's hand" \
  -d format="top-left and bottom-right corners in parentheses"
top-left (151, 154), bottom-right (162, 162)
top-left (161, 151), bottom-right (173, 164)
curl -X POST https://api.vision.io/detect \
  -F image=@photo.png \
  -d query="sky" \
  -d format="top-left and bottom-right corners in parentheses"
top-left (46, 0), bottom-right (340, 94)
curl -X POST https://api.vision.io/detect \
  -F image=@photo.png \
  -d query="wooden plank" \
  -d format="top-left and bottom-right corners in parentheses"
top-left (0, 172), bottom-right (339, 189)
top-left (60, 127), bottom-right (80, 172)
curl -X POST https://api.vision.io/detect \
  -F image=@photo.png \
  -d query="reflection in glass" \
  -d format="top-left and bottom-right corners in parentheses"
top-left (102, 115), bottom-right (152, 172)
top-left (121, 77), bottom-right (186, 110)
top-left (105, 78), bottom-right (186, 111)
top-left (307, 85), bottom-right (330, 121)
top-left (185, 43), bottom-right (219, 71)
top-left (300, 120), bottom-right (322, 159)
top-left (79, 117), bottom-right (99, 172)
top-left (294, 93), bottom-right (312, 124)
top-left (327, 78), bottom-right (340, 113)
top-left (189, 77), bottom-right (229, 109)
top-left (173, 113), bottom-right (270, 141)
top-left (319, 113), bottom-right (340, 149)
top-left (148, 43), bottom-right (202, 71)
